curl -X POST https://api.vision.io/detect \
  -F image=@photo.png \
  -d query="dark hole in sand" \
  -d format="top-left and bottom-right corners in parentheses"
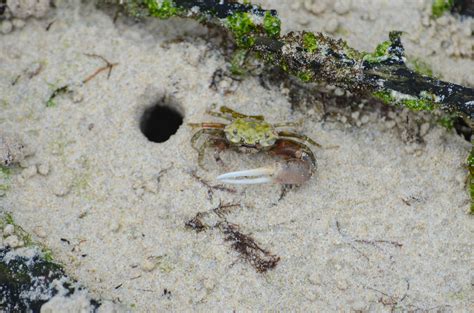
top-left (140, 104), bottom-right (183, 143)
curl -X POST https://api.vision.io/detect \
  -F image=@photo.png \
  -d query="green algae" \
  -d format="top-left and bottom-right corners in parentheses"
top-left (297, 70), bottom-right (313, 82)
top-left (226, 12), bottom-right (256, 47)
top-left (145, 0), bottom-right (181, 19)
top-left (362, 40), bottom-right (392, 63)
top-left (400, 98), bottom-right (435, 111)
top-left (302, 32), bottom-right (318, 53)
top-left (432, 0), bottom-right (454, 18)
top-left (263, 12), bottom-right (281, 38)
top-left (372, 90), bottom-right (396, 104)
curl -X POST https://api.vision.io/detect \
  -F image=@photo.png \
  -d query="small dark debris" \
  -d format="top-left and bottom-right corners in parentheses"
top-left (185, 213), bottom-right (207, 232)
top-left (220, 222), bottom-right (280, 273)
top-left (162, 288), bottom-right (172, 299)
top-left (60, 238), bottom-right (71, 245)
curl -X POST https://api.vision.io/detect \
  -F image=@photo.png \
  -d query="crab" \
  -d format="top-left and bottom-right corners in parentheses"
top-left (189, 106), bottom-right (319, 185)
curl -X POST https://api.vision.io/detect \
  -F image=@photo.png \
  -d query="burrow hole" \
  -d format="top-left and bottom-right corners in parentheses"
top-left (140, 99), bottom-right (184, 143)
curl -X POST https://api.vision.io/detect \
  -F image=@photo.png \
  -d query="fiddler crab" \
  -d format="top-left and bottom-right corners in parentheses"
top-left (188, 105), bottom-right (319, 185)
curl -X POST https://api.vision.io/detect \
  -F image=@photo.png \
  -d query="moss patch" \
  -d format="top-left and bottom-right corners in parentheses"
top-left (145, 0), bottom-right (182, 19)
top-left (363, 40), bottom-right (391, 63)
top-left (226, 12), bottom-right (256, 47)
top-left (302, 32), bottom-right (318, 53)
top-left (432, 0), bottom-right (454, 18)
top-left (263, 12), bottom-right (281, 38)
top-left (400, 98), bottom-right (435, 111)
top-left (372, 90), bottom-right (396, 104)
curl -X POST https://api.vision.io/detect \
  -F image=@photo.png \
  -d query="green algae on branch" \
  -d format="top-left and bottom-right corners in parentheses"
top-left (114, 0), bottom-right (474, 121)
top-left (432, 0), bottom-right (454, 18)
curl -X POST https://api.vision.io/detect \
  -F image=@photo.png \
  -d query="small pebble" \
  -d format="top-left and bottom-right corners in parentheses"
top-left (21, 165), bottom-right (37, 179)
top-left (34, 226), bottom-right (47, 238)
top-left (71, 89), bottom-right (84, 103)
top-left (419, 123), bottom-right (430, 137)
top-left (308, 272), bottom-right (322, 285)
top-left (12, 19), bottom-right (25, 29)
top-left (1, 20), bottom-right (13, 34)
top-left (25, 62), bottom-right (43, 78)
top-left (109, 220), bottom-right (121, 233)
top-left (421, 15), bottom-right (431, 27)
top-left (333, 0), bottom-right (351, 15)
top-left (305, 0), bottom-right (327, 15)
top-left (334, 87), bottom-right (345, 97)
top-left (324, 17), bottom-right (339, 33)
top-left (144, 180), bottom-right (158, 194)
top-left (351, 111), bottom-right (360, 120)
top-left (385, 120), bottom-right (396, 129)
top-left (352, 300), bottom-right (366, 311)
top-left (336, 278), bottom-right (348, 290)
top-left (360, 115), bottom-right (370, 124)
top-left (53, 182), bottom-right (71, 197)
top-left (141, 258), bottom-right (156, 272)
top-left (38, 163), bottom-right (49, 176)
top-left (4, 235), bottom-right (19, 248)
top-left (4, 224), bottom-right (15, 236)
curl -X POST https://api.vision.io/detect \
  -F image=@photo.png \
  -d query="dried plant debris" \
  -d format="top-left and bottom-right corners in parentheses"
top-left (186, 203), bottom-right (280, 273)
top-left (46, 53), bottom-right (118, 107)
top-left (219, 222), bottom-right (280, 273)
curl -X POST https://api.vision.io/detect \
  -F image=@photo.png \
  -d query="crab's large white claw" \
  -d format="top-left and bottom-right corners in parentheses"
top-left (216, 159), bottom-right (314, 185)
top-left (216, 167), bottom-right (274, 185)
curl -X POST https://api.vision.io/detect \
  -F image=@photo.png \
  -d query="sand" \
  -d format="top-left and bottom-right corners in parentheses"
top-left (0, 0), bottom-right (473, 311)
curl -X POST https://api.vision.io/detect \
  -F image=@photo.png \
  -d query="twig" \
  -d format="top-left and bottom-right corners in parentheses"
top-left (335, 221), bottom-right (370, 262)
top-left (83, 53), bottom-right (118, 83)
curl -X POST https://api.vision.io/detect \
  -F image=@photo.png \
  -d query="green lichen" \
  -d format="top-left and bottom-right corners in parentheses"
top-left (226, 12), bottom-right (256, 47)
top-left (263, 12), bottom-right (281, 38)
top-left (373, 90), bottom-right (396, 104)
top-left (297, 70), bottom-right (313, 82)
top-left (432, 0), bottom-right (454, 18)
top-left (145, 0), bottom-right (181, 19)
top-left (302, 32), bottom-right (318, 53)
top-left (363, 40), bottom-right (391, 63)
top-left (400, 98), bottom-right (435, 111)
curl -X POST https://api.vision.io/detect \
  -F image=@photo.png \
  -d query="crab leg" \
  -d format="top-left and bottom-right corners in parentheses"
top-left (191, 128), bottom-right (225, 150)
top-left (277, 131), bottom-right (321, 147)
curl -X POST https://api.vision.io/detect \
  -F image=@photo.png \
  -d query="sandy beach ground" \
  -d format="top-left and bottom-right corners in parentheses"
top-left (1, 0), bottom-right (473, 311)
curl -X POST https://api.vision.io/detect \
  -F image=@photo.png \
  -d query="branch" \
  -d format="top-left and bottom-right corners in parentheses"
top-left (113, 0), bottom-right (474, 121)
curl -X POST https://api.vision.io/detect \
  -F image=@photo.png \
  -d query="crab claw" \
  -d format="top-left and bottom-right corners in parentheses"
top-left (216, 159), bottom-right (314, 185)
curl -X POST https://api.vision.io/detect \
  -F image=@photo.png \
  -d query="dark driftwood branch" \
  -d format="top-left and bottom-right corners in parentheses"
top-left (113, 0), bottom-right (474, 121)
